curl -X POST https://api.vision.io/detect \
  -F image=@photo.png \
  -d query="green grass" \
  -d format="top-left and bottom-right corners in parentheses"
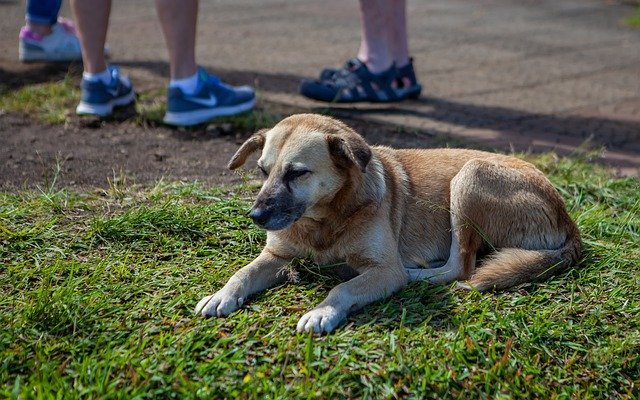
top-left (624, 6), bottom-right (640, 29)
top-left (1, 157), bottom-right (639, 399)
top-left (0, 76), bottom-right (79, 125)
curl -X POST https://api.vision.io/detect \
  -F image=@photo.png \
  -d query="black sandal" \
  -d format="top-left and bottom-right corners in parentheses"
top-left (302, 58), bottom-right (421, 102)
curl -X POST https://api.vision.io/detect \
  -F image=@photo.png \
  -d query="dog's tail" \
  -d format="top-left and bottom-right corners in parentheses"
top-left (463, 229), bottom-right (581, 291)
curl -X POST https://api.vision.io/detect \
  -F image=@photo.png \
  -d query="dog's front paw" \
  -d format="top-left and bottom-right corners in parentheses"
top-left (195, 289), bottom-right (244, 317)
top-left (296, 306), bottom-right (345, 334)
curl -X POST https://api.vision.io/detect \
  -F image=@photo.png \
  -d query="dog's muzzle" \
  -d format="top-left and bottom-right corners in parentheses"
top-left (249, 198), bottom-right (306, 231)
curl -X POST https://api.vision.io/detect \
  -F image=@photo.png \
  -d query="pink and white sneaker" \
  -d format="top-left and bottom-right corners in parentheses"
top-left (19, 17), bottom-right (83, 62)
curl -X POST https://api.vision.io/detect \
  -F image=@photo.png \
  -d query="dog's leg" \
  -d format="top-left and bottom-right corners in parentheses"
top-left (406, 263), bottom-right (461, 284)
top-left (423, 158), bottom-right (577, 291)
top-left (410, 163), bottom-right (488, 286)
top-left (449, 159), bottom-right (579, 291)
top-left (408, 214), bottom-right (480, 285)
top-left (296, 257), bottom-right (408, 334)
top-left (196, 249), bottom-right (290, 317)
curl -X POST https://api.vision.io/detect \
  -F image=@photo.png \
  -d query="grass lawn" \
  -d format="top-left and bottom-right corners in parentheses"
top-left (1, 153), bottom-right (638, 399)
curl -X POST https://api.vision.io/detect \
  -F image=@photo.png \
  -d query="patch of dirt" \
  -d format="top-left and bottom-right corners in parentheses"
top-left (0, 104), bottom-right (445, 191)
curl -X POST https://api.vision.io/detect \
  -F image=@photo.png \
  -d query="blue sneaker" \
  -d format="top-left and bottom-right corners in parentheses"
top-left (163, 67), bottom-right (256, 126)
top-left (76, 65), bottom-right (135, 117)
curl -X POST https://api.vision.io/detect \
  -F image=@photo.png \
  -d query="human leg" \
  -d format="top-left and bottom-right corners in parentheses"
top-left (385, 0), bottom-right (420, 98)
top-left (25, 0), bottom-right (62, 32)
top-left (156, 0), bottom-right (255, 126)
top-left (70, 0), bottom-right (110, 73)
top-left (360, 0), bottom-right (420, 97)
top-left (154, 0), bottom-right (198, 80)
top-left (71, 0), bottom-right (134, 116)
top-left (356, 0), bottom-right (394, 74)
top-left (387, 0), bottom-right (410, 68)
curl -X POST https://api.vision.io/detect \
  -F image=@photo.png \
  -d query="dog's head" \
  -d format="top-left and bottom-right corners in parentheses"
top-left (228, 114), bottom-right (372, 230)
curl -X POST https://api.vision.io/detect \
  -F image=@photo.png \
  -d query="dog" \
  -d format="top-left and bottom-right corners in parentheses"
top-left (195, 114), bottom-right (581, 333)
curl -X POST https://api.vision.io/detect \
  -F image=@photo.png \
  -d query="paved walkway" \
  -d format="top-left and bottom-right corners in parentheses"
top-left (1, 0), bottom-right (639, 175)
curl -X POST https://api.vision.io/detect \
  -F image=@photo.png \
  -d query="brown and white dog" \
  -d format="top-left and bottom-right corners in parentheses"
top-left (195, 114), bottom-right (581, 333)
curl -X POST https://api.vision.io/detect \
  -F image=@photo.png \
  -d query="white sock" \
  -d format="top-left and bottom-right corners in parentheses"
top-left (83, 69), bottom-right (112, 85)
top-left (169, 72), bottom-right (199, 95)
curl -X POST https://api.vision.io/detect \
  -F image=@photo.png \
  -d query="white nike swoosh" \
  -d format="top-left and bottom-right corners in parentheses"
top-left (186, 94), bottom-right (218, 107)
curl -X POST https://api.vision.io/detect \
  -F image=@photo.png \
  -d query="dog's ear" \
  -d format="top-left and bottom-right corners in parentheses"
top-left (228, 129), bottom-right (267, 170)
top-left (325, 132), bottom-right (372, 173)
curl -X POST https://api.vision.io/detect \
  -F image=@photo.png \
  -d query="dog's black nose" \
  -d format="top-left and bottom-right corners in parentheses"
top-left (249, 207), bottom-right (269, 227)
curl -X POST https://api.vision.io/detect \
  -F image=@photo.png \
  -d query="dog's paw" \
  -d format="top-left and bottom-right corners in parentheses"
top-left (296, 306), bottom-right (345, 334)
top-left (195, 289), bottom-right (244, 317)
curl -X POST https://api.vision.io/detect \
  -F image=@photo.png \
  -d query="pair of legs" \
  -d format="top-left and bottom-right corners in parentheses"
top-left (71, 0), bottom-right (255, 125)
top-left (70, 0), bottom-right (196, 80)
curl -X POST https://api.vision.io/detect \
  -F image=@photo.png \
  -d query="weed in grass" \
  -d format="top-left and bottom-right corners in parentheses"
top-left (0, 157), bottom-right (639, 398)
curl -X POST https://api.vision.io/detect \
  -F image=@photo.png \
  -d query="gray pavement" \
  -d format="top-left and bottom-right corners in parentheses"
top-left (1, 0), bottom-right (639, 175)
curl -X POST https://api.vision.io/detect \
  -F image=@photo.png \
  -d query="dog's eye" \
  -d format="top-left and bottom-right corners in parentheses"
top-left (283, 169), bottom-right (310, 181)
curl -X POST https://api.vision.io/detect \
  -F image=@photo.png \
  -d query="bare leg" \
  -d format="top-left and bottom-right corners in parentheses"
top-left (357, 0), bottom-right (394, 73)
top-left (70, 0), bottom-right (110, 73)
top-left (388, 0), bottom-right (410, 68)
top-left (357, 0), bottom-right (410, 73)
top-left (155, 0), bottom-right (198, 79)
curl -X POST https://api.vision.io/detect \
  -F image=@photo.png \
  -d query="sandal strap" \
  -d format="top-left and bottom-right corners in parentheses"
top-left (328, 59), bottom-right (400, 102)
top-left (396, 57), bottom-right (418, 87)
top-left (394, 57), bottom-right (422, 99)
top-left (320, 58), bottom-right (361, 80)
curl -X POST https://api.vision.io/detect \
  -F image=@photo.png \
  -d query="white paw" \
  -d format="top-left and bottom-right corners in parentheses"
top-left (195, 289), bottom-right (244, 317)
top-left (296, 306), bottom-right (345, 334)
